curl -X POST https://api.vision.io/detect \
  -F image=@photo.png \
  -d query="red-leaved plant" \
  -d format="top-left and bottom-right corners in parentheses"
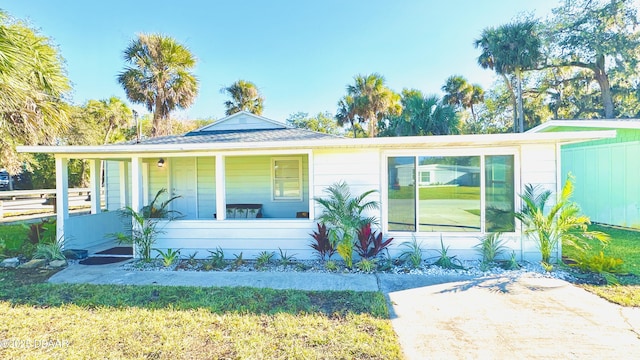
top-left (355, 223), bottom-right (393, 260)
top-left (309, 223), bottom-right (336, 260)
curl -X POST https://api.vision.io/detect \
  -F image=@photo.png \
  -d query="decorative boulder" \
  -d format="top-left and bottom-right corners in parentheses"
top-left (63, 249), bottom-right (88, 260)
top-left (17, 259), bottom-right (47, 269)
top-left (48, 260), bottom-right (68, 268)
top-left (0, 257), bottom-right (20, 268)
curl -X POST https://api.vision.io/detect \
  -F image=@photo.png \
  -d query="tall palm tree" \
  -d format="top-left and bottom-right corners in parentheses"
top-left (475, 20), bottom-right (541, 132)
top-left (0, 11), bottom-right (71, 174)
top-left (336, 73), bottom-right (401, 138)
top-left (221, 80), bottom-right (264, 116)
top-left (117, 33), bottom-right (198, 137)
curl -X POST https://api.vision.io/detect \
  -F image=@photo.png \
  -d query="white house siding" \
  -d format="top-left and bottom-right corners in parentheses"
top-left (519, 143), bottom-right (559, 261)
top-left (562, 141), bottom-right (640, 228)
top-left (153, 220), bottom-right (314, 259)
top-left (65, 211), bottom-right (125, 250)
top-left (105, 161), bottom-right (122, 211)
top-left (196, 157), bottom-right (216, 219)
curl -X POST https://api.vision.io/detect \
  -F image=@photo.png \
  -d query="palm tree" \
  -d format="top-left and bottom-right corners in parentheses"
top-left (389, 89), bottom-right (459, 136)
top-left (475, 20), bottom-right (541, 132)
top-left (117, 33), bottom-right (198, 137)
top-left (442, 76), bottom-right (485, 121)
top-left (336, 73), bottom-right (401, 138)
top-left (0, 11), bottom-right (71, 174)
top-left (515, 177), bottom-right (609, 266)
top-left (221, 80), bottom-right (264, 116)
top-left (86, 97), bottom-right (133, 144)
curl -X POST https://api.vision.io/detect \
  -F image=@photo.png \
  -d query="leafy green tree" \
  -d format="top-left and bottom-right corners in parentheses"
top-left (545, 0), bottom-right (639, 118)
top-left (221, 80), bottom-right (264, 116)
top-left (0, 11), bottom-right (71, 174)
top-left (286, 111), bottom-right (342, 135)
top-left (118, 33), bottom-right (198, 137)
top-left (382, 89), bottom-right (459, 136)
top-left (336, 73), bottom-right (401, 138)
top-left (476, 20), bottom-right (542, 132)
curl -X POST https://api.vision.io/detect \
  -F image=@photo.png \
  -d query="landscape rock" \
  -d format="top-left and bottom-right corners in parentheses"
top-left (0, 257), bottom-right (20, 268)
top-left (48, 260), bottom-right (68, 268)
top-left (17, 258), bottom-right (47, 269)
top-left (63, 249), bottom-right (88, 260)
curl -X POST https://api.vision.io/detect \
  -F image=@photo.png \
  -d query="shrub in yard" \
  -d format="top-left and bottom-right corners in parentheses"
top-left (32, 240), bottom-right (65, 261)
top-left (571, 251), bottom-right (625, 284)
top-left (309, 223), bottom-right (336, 260)
top-left (398, 238), bottom-right (424, 269)
top-left (205, 247), bottom-right (226, 270)
top-left (111, 189), bottom-right (181, 261)
top-left (432, 238), bottom-right (464, 270)
top-left (314, 181), bottom-right (379, 268)
top-left (515, 176), bottom-right (609, 267)
top-left (155, 248), bottom-right (181, 267)
top-left (354, 223), bottom-right (393, 260)
top-left (255, 251), bottom-right (275, 268)
top-left (474, 232), bottom-right (507, 264)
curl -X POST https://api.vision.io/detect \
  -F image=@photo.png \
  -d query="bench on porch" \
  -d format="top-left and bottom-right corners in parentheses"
top-left (215, 204), bottom-right (263, 219)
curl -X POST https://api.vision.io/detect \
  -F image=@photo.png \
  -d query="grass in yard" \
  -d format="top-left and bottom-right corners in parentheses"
top-left (563, 224), bottom-right (640, 307)
top-left (0, 223), bottom-right (26, 242)
top-left (389, 185), bottom-right (480, 200)
top-left (0, 269), bottom-right (402, 359)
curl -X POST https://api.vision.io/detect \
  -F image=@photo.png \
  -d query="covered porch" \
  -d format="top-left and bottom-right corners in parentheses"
top-left (53, 148), bottom-right (316, 258)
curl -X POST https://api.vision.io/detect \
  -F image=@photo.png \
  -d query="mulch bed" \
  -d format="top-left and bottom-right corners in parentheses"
top-left (79, 256), bottom-right (132, 265)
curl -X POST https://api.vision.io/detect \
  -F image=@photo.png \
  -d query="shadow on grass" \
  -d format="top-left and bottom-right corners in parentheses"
top-left (0, 269), bottom-right (388, 318)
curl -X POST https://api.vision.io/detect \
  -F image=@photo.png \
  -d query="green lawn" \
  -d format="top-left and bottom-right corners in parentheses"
top-left (0, 269), bottom-right (402, 359)
top-left (563, 224), bottom-right (640, 307)
top-left (389, 185), bottom-right (480, 200)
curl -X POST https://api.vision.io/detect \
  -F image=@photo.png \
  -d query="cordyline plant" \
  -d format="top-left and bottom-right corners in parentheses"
top-left (515, 176), bottom-right (609, 267)
top-left (314, 181), bottom-right (379, 267)
top-left (354, 223), bottom-right (393, 260)
top-left (309, 223), bottom-right (336, 260)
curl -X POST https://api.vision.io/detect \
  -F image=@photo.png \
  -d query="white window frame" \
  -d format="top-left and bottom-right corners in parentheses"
top-left (382, 148), bottom-right (520, 235)
top-left (271, 156), bottom-right (303, 201)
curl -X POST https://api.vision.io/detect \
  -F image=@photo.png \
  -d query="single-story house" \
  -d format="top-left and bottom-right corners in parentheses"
top-left (528, 120), bottom-right (640, 229)
top-left (18, 112), bottom-right (616, 261)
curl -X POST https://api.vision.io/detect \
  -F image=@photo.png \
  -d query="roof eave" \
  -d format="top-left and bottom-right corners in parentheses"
top-left (17, 130), bottom-right (616, 158)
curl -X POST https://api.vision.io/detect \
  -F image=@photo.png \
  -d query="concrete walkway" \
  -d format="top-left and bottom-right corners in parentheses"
top-left (49, 262), bottom-right (640, 359)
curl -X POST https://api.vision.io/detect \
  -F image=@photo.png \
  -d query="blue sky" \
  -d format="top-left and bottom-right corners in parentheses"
top-left (4, 0), bottom-right (560, 122)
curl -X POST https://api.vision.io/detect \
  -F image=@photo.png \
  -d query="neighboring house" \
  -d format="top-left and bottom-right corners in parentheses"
top-left (18, 112), bottom-right (615, 261)
top-left (529, 120), bottom-right (640, 229)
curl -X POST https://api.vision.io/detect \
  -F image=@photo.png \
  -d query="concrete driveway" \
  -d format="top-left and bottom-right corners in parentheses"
top-left (382, 274), bottom-right (640, 359)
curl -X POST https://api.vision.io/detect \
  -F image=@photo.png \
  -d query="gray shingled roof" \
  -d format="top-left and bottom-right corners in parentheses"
top-left (122, 128), bottom-right (341, 145)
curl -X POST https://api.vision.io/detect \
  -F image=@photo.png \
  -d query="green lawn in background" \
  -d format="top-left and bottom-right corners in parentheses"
top-left (389, 185), bottom-right (480, 200)
top-left (563, 224), bottom-right (640, 306)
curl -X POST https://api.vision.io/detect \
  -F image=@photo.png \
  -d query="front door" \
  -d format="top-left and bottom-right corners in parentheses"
top-left (171, 158), bottom-right (197, 219)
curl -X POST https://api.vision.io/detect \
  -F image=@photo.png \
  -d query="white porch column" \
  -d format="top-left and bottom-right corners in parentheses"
top-left (119, 161), bottom-right (129, 208)
top-left (89, 160), bottom-right (101, 214)
top-left (131, 156), bottom-right (143, 212)
top-left (55, 156), bottom-right (69, 246)
top-left (215, 154), bottom-right (226, 220)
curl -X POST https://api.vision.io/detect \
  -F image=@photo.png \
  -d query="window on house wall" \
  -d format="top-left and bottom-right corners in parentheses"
top-left (387, 154), bottom-right (515, 233)
top-left (485, 155), bottom-right (515, 232)
top-left (387, 157), bottom-right (416, 231)
top-left (272, 157), bottom-right (302, 200)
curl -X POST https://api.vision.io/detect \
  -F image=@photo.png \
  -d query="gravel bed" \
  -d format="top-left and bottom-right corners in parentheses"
top-left (121, 257), bottom-right (586, 283)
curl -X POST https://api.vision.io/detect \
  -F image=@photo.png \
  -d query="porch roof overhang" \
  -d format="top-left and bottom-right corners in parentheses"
top-left (17, 130), bottom-right (616, 159)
